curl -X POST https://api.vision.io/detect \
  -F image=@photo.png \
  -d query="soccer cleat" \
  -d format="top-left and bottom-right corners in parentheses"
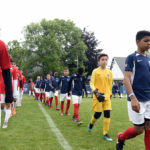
top-left (65, 112), bottom-right (71, 116)
top-left (12, 108), bottom-right (16, 115)
top-left (88, 121), bottom-right (93, 132)
top-left (102, 134), bottom-right (113, 142)
top-left (73, 116), bottom-right (76, 121)
top-left (61, 113), bottom-right (64, 116)
top-left (116, 132), bottom-right (125, 150)
top-left (76, 120), bottom-right (83, 126)
top-left (2, 122), bottom-right (8, 129)
top-left (56, 107), bottom-right (60, 111)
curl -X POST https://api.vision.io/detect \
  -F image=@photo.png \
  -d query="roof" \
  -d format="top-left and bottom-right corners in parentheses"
top-left (110, 57), bottom-right (126, 80)
top-left (113, 57), bottom-right (126, 73)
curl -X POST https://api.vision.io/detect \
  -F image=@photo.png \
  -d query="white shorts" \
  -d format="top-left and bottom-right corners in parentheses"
top-left (60, 93), bottom-right (71, 102)
top-left (0, 94), bottom-right (5, 103)
top-left (72, 95), bottom-right (82, 104)
top-left (35, 88), bottom-right (41, 94)
top-left (128, 101), bottom-right (150, 125)
top-left (40, 89), bottom-right (45, 93)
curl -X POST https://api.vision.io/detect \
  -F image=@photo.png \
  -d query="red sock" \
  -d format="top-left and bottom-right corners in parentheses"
top-left (74, 104), bottom-right (79, 121)
top-left (78, 104), bottom-right (80, 108)
top-left (120, 126), bottom-right (137, 141)
top-left (55, 96), bottom-right (58, 107)
top-left (43, 93), bottom-right (46, 102)
top-left (50, 97), bottom-right (53, 106)
top-left (35, 93), bottom-right (39, 100)
top-left (46, 98), bottom-right (50, 105)
top-left (61, 101), bottom-right (64, 113)
top-left (145, 130), bottom-right (150, 150)
top-left (66, 100), bottom-right (71, 114)
top-left (40, 94), bottom-right (43, 101)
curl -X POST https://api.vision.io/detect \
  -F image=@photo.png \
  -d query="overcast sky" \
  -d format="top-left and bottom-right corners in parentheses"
top-left (0, 0), bottom-right (150, 63)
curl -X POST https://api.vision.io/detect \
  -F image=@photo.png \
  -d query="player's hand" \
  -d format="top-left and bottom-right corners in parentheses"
top-left (131, 96), bottom-right (140, 113)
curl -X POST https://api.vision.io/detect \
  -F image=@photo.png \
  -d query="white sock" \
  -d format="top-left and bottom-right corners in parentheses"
top-left (4, 109), bottom-right (11, 123)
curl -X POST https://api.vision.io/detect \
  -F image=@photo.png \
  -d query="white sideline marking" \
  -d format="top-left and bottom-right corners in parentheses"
top-left (38, 103), bottom-right (72, 150)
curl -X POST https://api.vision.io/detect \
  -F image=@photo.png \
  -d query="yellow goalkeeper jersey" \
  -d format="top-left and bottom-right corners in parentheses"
top-left (90, 67), bottom-right (113, 101)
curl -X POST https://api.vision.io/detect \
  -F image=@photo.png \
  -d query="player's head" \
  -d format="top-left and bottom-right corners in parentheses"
top-left (77, 68), bottom-right (84, 76)
top-left (136, 30), bottom-right (150, 52)
top-left (47, 73), bottom-right (51, 80)
top-left (37, 76), bottom-right (40, 81)
top-left (97, 53), bottom-right (108, 68)
top-left (11, 60), bottom-right (16, 67)
top-left (64, 68), bottom-right (69, 76)
top-left (30, 78), bottom-right (33, 82)
top-left (20, 69), bottom-right (23, 74)
top-left (54, 72), bottom-right (58, 78)
top-left (49, 71), bottom-right (53, 76)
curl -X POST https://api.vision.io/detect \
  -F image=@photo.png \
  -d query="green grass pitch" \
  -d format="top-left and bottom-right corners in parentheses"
top-left (0, 95), bottom-right (145, 150)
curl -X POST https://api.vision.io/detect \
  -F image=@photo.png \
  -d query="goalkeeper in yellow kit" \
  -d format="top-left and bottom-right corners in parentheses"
top-left (88, 53), bottom-right (113, 142)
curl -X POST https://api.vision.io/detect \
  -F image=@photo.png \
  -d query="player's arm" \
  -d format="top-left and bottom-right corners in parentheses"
top-left (90, 70), bottom-right (96, 91)
top-left (82, 76), bottom-right (87, 97)
top-left (68, 76), bottom-right (73, 96)
top-left (124, 55), bottom-right (140, 113)
top-left (109, 71), bottom-right (113, 98)
top-left (0, 41), bottom-right (13, 103)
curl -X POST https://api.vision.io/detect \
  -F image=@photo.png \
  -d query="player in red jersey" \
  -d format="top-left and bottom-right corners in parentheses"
top-left (29, 78), bottom-right (35, 97)
top-left (19, 69), bottom-right (26, 106)
top-left (0, 40), bottom-right (13, 128)
top-left (10, 60), bottom-right (18, 115)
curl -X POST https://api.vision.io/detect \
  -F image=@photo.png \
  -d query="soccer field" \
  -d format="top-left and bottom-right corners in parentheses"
top-left (0, 95), bottom-right (145, 150)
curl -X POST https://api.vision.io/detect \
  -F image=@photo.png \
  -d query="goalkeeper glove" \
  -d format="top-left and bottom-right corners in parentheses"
top-left (94, 89), bottom-right (105, 102)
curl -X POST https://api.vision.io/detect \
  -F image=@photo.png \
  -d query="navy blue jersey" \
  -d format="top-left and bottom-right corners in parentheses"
top-left (58, 76), bottom-right (70, 94)
top-left (53, 77), bottom-right (60, 90)
top-left (35, 80), bottom-right (41, 88)
top-left (125, 51), bottom-right (150, 102)
top-left (40, 79), bottom-right (46, 89)
top-left (45, 78), bottom-right (55, 92)
top-left (69, 74), bottom-right (86, 96)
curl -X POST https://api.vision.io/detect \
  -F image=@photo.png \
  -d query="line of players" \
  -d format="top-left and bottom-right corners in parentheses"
top-left (30, 68), bottom-right (87, 125)
top-left (0, 40), bottom-right (26, 128)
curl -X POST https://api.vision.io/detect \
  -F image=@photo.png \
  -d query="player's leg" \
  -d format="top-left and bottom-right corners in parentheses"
top-left (60, 94), bottom-right (65, 116)
top-left (88, 112), bottom-right (102, 131)
top-left (65, 94), bottom-right (71, 116)
top-left (54, 91), bottom-right (59, 110)
top-left (45, 92), bottom-right (50, 106)
top-left (49, 92), bottom-right (54, 108)
top-left (116, 101), bottom-right (145, 150)
top-left (144, 101), bottom-right (150, 150)
top-left (12, 98), bottom-right (17, 115)
top-left (35, 88), bottom-right (40, 101)
top-left (3, 103), bottom-right (12, 128)
top-left (102, 110), bottom-right (112, 141)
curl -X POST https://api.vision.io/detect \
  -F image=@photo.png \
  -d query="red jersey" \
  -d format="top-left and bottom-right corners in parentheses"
top-left (0, 40), bottom-right (11, 70)
top-left (16, 69), bottom-right (22, 90)
top-left (10, 66), bottom-right (17, 98)
top-left (21, 75), bottom-right (26, 90)
top-left (30, 81), bottom-right (35, 91)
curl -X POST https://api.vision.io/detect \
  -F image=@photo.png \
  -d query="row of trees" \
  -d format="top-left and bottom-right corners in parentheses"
top-left (7, 19), bottom-right (102, 79)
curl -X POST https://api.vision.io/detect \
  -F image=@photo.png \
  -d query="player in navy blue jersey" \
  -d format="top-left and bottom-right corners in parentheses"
top-left (49, 72), bottom-right (60, 110)
top-left (68, 68), bottom-right (87, 125)
top-left (58, 68), bottom-right (71, 116)
top-left (34, 76), bottom-right (41, 101)
top-left (116, 31), bottom-right (150, 150)
top-left (44, 73), bottom-right (55, 108)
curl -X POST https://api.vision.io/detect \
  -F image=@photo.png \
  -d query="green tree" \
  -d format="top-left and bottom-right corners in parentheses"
top-left (7, 40), bottom-right (26, 68)
top-left (82, 28), bottom-right (103, 77)
top-left (23, 19), bottom-right (87, 76)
